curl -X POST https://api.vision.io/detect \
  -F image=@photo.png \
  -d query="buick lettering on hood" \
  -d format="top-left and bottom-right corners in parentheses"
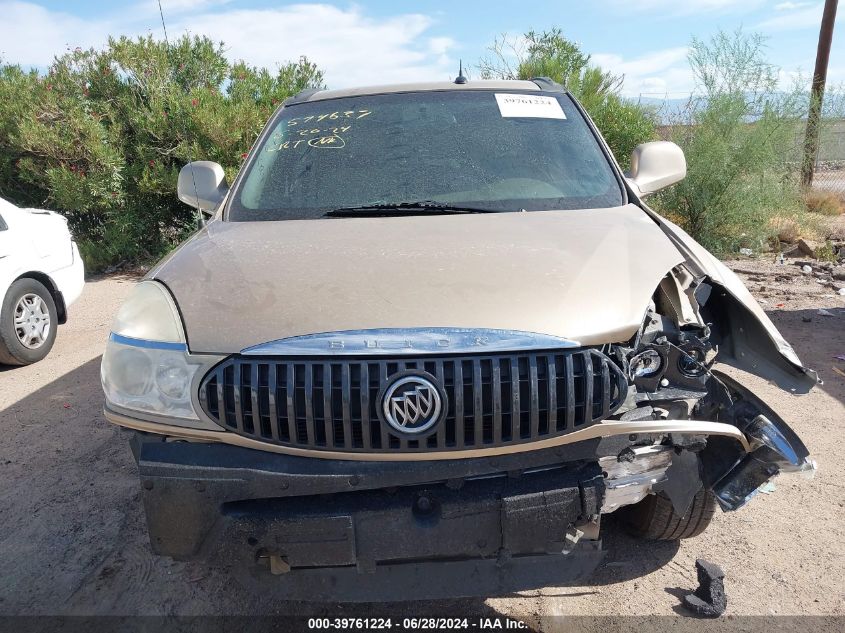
top-left (100, 78), bottom-right (817, 601)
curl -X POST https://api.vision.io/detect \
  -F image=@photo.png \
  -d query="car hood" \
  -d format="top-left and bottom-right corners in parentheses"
top-left (151, 205), bottom-right (684, 354)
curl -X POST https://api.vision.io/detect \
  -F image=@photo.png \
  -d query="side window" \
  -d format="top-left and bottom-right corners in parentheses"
top-left (0, 213), bottom-right (7, 231)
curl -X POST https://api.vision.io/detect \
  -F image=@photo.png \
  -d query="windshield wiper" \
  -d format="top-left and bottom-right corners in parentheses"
top-left (323, 201), bottom-right (501, 217)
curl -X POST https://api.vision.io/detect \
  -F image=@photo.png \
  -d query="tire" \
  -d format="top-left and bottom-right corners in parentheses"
top-left (0, 278), bottom-right (58, 366)
top-left (617, 489), bottom-right (717, 540)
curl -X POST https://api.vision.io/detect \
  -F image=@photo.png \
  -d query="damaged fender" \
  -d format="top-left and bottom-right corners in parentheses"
top-left (644, 208), bottom-right (819, 393)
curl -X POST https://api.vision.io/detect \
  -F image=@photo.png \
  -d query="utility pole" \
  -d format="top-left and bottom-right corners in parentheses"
top-left (802, 0), bottom-right (839, 187)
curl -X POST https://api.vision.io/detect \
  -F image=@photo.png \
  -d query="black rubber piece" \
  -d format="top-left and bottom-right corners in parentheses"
top-left (682, 558), bottom-right (728, 617)
top-left (0, 277), bottom-right (58, 366)
top-left (618, 489), bottom-right (717, 540)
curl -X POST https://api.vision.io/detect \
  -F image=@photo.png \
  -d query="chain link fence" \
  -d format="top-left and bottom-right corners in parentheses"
top-left (636, 91), bottom-right (845, 198)
top-left (812, 117), bottom-right (845, 196)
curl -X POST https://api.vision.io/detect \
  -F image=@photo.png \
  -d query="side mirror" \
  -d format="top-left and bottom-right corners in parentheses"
top-left (626, 141), bottom-right (686, 197)
top-left (177, 161), bottom-right (229, 212)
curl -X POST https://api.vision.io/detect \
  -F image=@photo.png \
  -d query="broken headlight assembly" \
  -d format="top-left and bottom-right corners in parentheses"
top-left (100, 281), bottom-right (202, 420)
top-left (629, 348), bottom-right (663, 379)
top-left (610, 269), bottom-right (816, 514)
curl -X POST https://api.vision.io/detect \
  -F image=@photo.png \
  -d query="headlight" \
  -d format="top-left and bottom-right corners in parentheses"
top-left (101, 281), bottom-right (201, 420)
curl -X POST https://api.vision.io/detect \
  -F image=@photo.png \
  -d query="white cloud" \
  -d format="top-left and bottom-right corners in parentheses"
top-left (606, 0), bottom-right (763, 15)
top-left (428, 36), bottom-right (455, 56)
top-left (756, 2), bottom-right (827, 31)
top-left (0, 1), bottom-right (457, 87)
top-left (774, 2), bottom-right (812, 10)
top-left (592, 47), bottom-right (693, 96)
top-left (0, 1), bottom-right (109, 66)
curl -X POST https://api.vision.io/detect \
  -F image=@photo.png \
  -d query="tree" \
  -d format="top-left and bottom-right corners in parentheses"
top-left (652, 29), bottom-right (806, 254)
top-left (0, 36), bottom-right (324, 270)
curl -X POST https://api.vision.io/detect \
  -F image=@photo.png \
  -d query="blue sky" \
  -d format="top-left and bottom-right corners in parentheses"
top-left (0, 1), bottom-right (841, 96)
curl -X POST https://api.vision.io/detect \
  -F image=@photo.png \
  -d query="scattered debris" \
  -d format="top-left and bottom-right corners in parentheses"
top-left (801, 265), bottom-right (813, 274)
top-left (818, 309), bottom-right (835, 317)
top-left (102, 260), bottom-right (129, 275)
top-left (834, 355), bottom-right (845, 362)
top-left (833, 367), bottom-right (845, 379)
top-left (758, 481), bottom-right (777, 494)
top-left (775, 303), bottom-right (785, 308)
top-left (839, 288), bottom-right (845, 296)
top-left (739, 248), bottom-right (754, 256)
top-left (682, 559), bottom-right (728, 618)
top-left (617, 447), bottom-right (636, 463)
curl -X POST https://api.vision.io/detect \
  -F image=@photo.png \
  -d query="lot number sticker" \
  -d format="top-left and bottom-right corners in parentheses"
top-left (495, 93), bottom-right (566, 119)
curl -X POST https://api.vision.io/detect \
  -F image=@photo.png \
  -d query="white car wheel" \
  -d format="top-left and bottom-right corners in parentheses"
top-left (14, 292), bottom-right (52, 349)
top-left (0, 278), bottom-right (58, 365)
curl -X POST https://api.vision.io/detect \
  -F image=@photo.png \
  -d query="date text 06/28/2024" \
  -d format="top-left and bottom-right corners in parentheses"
top-left (307, 618), bottom-right (528, 630)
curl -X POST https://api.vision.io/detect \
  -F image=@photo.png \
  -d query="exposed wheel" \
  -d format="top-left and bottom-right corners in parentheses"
top-left (0, 278), bottom-right (58, 366)
top-left (617, 489), bottom-right (717, 540)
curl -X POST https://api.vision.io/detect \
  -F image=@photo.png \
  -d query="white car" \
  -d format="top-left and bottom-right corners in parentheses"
top-left (0, 197), bottom-right (85, 365)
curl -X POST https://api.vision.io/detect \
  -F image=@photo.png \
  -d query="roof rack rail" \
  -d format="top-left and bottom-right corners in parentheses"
top-left (530, 77), bottom-right (566, 92)
top-left (284, 88), bottom-right (323, 106)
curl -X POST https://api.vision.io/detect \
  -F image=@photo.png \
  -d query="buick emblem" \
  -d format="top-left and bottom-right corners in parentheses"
top-left (382, 374), bottom-right (443, 435)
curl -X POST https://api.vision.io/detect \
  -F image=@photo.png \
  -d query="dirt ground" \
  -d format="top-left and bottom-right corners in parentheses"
top-left (0, 259), bottom-right (843, 627)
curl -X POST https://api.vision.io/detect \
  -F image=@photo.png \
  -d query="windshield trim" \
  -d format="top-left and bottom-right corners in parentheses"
top-left (223, 88), bottom-right (628, 222)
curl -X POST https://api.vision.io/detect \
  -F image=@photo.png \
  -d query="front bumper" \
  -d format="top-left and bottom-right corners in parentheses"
top-left (124, 369), bottom-right (814, 600)
top-left (133, 433), bottom-right (608, 600)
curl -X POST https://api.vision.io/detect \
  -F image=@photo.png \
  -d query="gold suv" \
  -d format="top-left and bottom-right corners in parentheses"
top-left (100, 79), bottom-right (816, 601)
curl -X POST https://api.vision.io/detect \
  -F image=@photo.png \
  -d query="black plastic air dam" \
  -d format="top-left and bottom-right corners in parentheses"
top-left (237, 546), bottom-right (604, 602)
top-left (134, 434), bottom-right (605, 598)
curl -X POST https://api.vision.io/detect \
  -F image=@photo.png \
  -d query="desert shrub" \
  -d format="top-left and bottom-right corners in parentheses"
top-left (0, 36), bottom-right (323, 271)
top-left (651, 30), bottom-right (807, 255)
top-left (804, 190), bottom-right (844, 215)
top-left (479, 29), bottom-right (656, 168)
top-left (769, 216), bottom-right (801, 244)
top-left (816, 240), bottom-right (838, 262)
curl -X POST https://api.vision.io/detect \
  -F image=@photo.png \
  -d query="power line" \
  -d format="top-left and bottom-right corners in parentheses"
top-left (157, 0), bottom-right (169, 43)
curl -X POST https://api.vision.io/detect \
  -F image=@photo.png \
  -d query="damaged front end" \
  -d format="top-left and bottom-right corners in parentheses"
top-left (603, 265), bottom-right (816, 519)
top-left (116, 262), bottom-right (818, 599)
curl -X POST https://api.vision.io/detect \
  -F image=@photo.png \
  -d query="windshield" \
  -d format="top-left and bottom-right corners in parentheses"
top-left (229, 90), bottom-right (624, 221)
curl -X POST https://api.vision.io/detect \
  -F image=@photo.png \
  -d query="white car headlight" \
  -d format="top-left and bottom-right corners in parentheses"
top-left (101, 280), bottom-right (201, 420)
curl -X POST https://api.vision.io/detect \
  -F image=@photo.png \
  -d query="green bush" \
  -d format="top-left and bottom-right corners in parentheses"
top-left (651, 30), bottom-right (807, 254)
top-left (0, 35), bottom-right (323, 271)
top-left (479, 29), bottom-right (657, 168)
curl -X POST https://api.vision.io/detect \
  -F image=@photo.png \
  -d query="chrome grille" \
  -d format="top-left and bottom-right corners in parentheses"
top-left (198, 349), bottom-right (628, 454)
